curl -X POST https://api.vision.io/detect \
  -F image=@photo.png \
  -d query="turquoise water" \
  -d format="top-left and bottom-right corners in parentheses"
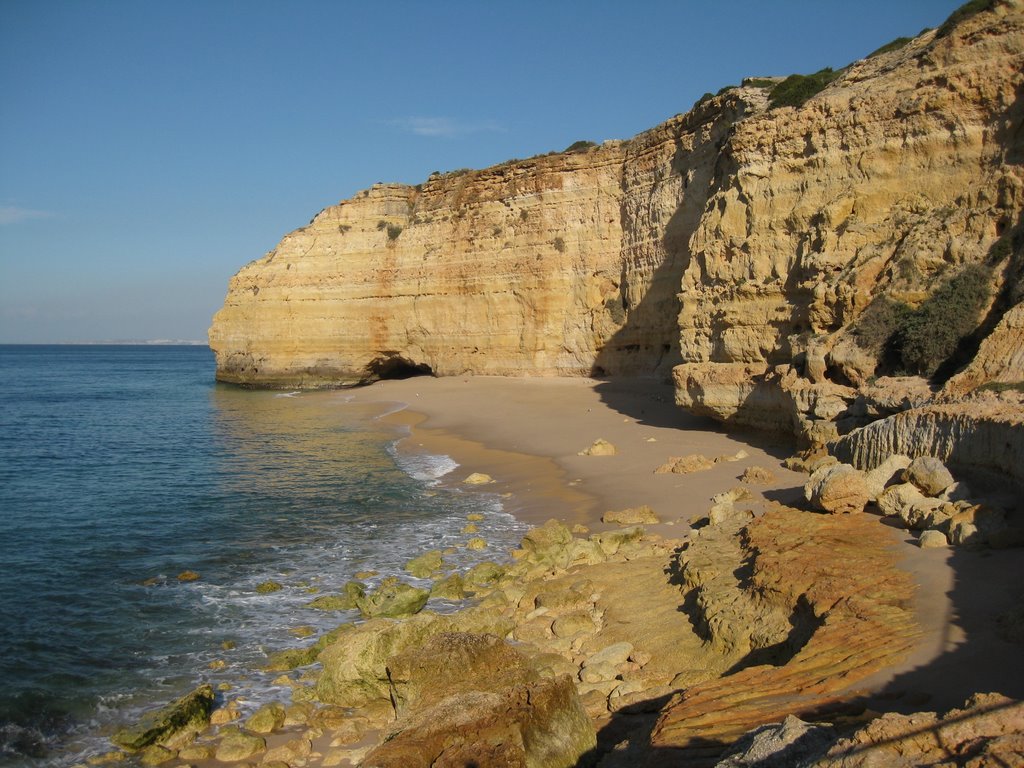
top-left (0, 345), bottom-right (524, 765)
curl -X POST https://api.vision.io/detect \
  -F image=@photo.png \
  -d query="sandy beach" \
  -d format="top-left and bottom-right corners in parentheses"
top-left (347, 375), bottom-right (807, 530)
top-left (346, 375), bottom-right (1024, 714)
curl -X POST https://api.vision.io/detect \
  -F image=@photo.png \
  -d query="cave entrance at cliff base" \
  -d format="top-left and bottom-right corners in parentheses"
top-left (365, 353), bottom-right (434, 381)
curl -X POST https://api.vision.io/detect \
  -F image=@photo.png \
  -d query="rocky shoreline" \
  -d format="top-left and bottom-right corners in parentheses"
top-left (98, 415), bottom-right (1024, 767)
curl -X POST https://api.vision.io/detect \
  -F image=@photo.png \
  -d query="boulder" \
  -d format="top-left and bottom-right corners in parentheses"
top-left (863, 454), bottom-right (912, 499)
top-left (111, 684), bottom-right (216, 751)
top-left (213, 727), bottom-right (265, 762)
top-left (316, 611), bottom-right (515, 709)
top-left (602, 505), bottom-right (659, 525)
top-left (919, 530), bottom-right (949, 548)
top-left (404, 550), bottom-right (445, 578)
top-left (714, 715), bottom-right (835, 767)
top-left (245, 702), bottom-right (285, 734)
top-left (429, 573), bottom-right (465, 600)
top-left (463, 472), bottom-right (494, 484)
top-left (876, 482), bottom-right (925, 518)
top-left (361, 675), bottom-right (594, 768)
top-left (465, 537), bottom-right (487, 550)
top-left (255, 580), bottom-right (283, 594)
top-left (519, 519), bottom-right (574, 568)
top-left (804, 463), bottom-right (870, 514)
top-left (902, 456), bottom-right (955, 497)
top-left (386, 632), bottom-right (538, 718)
top-left (357, 580), bottom-right (430, 619)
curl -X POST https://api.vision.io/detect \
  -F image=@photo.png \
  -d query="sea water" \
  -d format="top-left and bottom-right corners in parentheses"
top-left (0, 345), bottom-right (525, 766)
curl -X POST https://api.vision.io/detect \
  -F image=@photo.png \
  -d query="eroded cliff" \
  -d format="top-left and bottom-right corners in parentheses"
top-left (211, 0), bottom-right (1024, 474)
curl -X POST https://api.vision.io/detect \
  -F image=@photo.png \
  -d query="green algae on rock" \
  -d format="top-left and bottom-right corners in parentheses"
top-left (110, 683), bottom-right (215, 751)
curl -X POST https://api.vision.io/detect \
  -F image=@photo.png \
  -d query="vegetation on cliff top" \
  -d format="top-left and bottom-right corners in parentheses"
top-left (768, 67), bottom-right (842, 109)
top-left (937, 0), bottom-right (1000, 38)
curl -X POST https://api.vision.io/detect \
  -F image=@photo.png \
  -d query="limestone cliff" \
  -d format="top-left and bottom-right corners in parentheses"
top-left (211, 1), bottom-right (1024, 470)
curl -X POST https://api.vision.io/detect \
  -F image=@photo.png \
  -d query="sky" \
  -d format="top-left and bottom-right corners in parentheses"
top-left (0, 0), bottom-right (967, 343)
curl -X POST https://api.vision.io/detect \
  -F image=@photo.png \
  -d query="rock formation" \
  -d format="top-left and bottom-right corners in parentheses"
top-left (211, 2), bottom-right (1024, 491)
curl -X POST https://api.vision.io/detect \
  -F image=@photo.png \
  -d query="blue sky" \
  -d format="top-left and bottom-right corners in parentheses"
top-left (0, 0), bottom-right (965, 343)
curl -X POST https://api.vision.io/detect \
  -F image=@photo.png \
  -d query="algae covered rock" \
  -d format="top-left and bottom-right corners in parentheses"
top-left (213, 727), bottom-right (266, 762)
top-left (245, 701), bottom-right (285, 734)
top-left (364, 632), bottom-right (594, 768)
top-left (255, 580), bottom-right (283, 594)
top-left (404, 549), bottom-right (445, 578)
top-left (306, 580), bottom-right (365, 611)
top-left (357, 579), bottom-right (430, 619)
top-left (111, 683), bottom-right (215, 751)
top-left (429, 572), bottom-right (465, 599)
top-left (519, 519), bottom-right (574, 568)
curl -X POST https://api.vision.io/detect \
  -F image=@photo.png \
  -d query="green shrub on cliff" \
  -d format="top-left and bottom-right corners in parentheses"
top-left (564, 140), bottom-right (596, 153)
top-left (895, 263), bottom-right (992, 376)
top-left (866, 36), bottom-right (913, 58)
top-left (936, 0), bottom-right (998, 38)
top-left (768, 67), bottom-right (840, 109)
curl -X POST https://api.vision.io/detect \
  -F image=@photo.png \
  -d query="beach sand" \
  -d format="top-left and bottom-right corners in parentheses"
top-left (347, 375), bottom-right (1024, 713)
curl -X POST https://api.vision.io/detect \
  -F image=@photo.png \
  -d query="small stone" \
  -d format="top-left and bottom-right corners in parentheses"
top-left (463, 472), bottom-right (494, 484)
top-left (740, 466), bottom-right (776, 485)
top-left (655, 454), bottom-right (712, 474)
top-left (919, 529), bottom-right (948, 548)
top-left (579, 438), bottom-right (617, 456)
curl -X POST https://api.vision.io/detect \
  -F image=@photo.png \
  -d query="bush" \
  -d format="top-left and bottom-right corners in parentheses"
top-left (553, 237), bottom-right (566, 253)
top-left (768, 67), bottom-right (840, 109)
top-left (744, 78), bottom-right (777, 88)
top-left (852, 296), bottom-right (912, 352)
top-left (936, 0), bottom-right (998, 38)
top-left (386, 224), bottom-right (403, 241)
top-left (867, 36), bottom-right (913, 58)
top-left (564, 140), bottom-right (596, 153)
top-left (894, 263), bottom-right (992, 376)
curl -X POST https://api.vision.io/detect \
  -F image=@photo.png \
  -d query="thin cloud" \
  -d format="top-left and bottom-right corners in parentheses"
top-left (387, 116), bottom-right (504, 138)
top-left (0, 206), bottom-right (54, 225)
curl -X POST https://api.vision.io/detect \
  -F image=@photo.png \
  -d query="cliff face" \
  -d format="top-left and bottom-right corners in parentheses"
top-left (211, 1), bottom-right (1024, 468)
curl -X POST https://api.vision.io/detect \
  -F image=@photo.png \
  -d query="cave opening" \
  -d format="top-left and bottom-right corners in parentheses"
top-left (365, 353), bottom-right (434, 381)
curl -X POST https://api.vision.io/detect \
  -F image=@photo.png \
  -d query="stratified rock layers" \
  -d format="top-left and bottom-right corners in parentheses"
top-left (211, 3), bottom-right (1024, 462)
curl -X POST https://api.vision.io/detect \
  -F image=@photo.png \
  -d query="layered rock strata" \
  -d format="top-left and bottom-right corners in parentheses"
top-left (212, 3), bottom-right (1024, 491)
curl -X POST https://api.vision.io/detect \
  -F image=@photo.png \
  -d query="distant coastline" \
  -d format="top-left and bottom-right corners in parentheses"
top-left (0, 340), bottom-right (209, 346)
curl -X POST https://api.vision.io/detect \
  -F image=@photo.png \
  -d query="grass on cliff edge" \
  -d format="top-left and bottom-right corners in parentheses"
top-left (937, 0), bottom-right (1000, 38)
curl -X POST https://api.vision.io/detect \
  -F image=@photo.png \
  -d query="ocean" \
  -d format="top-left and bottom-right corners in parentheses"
top-left (0, 345), bottom-right (525, 766)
